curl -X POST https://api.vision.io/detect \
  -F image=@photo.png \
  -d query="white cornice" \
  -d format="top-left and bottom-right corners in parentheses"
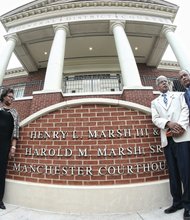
top-left (4, 67), bottom-right (28, 78)
top-left (158, 60), bottom-right (180, 71)
top-left (5, 13), bottom-right (172, 35)
top-left (0, 0), bottom-right (178, 29)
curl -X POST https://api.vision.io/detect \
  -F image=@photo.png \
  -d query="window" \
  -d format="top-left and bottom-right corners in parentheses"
top-left (0, 84), bottom-right (25, 99)
top-left (63, 73), bottom-right (121, 93)
top-left (13, 85), bottom-right (25, 98)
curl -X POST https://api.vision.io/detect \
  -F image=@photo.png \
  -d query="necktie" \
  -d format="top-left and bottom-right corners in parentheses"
top-left (162, 93), bottom-right (167, 106)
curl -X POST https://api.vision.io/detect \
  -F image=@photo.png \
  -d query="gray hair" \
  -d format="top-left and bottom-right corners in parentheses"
top-left (156, 75), bottom-right (168, 86)
top-left (179, 69), bottom-right (190, 75)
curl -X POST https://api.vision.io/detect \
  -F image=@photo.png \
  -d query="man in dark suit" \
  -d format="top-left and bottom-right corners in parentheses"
top-left (151, 75), bottom-right (190, 220)
top-left (179, 70), bottom-right (190, 109)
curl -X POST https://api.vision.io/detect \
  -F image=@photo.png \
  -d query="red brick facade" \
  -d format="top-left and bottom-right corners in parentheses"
top-left (4, 64), bottom-right (180, 186)
top-left (7, 103), bottom-right (167, 185)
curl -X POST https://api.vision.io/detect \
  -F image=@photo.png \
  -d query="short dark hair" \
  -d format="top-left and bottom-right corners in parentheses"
top-left (0, 88), bottom-right (14, 102)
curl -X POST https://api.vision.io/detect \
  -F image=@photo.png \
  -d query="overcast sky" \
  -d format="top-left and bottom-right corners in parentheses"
top-left (0, 0), bottom-right (189, 69)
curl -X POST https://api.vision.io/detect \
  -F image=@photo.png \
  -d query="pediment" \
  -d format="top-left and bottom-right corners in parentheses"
top-left (0, 0), bottom-right (179, 72)
top-left (0, 0), bottom-right (178, 18)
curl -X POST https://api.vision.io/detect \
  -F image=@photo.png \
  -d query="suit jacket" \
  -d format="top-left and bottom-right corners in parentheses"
top-left (151, 91), bottom-right (190, 147)
top-left (184, 90), bottom-right (190, 109)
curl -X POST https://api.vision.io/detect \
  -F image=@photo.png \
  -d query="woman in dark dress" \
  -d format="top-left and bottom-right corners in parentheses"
top-left (0, 88), bottom-right (19, 209)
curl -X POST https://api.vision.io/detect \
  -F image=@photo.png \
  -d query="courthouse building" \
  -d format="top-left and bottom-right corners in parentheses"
top-left (0, 0), bottom-right (189, 214)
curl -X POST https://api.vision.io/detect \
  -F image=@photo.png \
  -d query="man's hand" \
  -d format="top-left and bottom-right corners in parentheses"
top-left (166, 121), bottom-right (185, 137)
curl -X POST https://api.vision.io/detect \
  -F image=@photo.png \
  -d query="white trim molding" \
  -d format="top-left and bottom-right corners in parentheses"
top-left (20, 97), bottom-right (151, 127)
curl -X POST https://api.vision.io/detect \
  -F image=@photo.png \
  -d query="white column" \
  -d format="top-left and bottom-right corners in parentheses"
top-left (0, 34), bottom-right (18, 86)
top-left (43, 24), bottom-right (69, 91)
top-left (163, 25), bottom-right (190, 72)
top-left (110, 21), bottom-right (142, 88)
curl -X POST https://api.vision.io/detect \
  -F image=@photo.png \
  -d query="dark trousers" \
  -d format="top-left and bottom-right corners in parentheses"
top-left (164, 137), bottom-right (190, 209)
top-left (0, 136), bottom-right (11, 202)
top-left (0, 159), bottom-right (7, 201)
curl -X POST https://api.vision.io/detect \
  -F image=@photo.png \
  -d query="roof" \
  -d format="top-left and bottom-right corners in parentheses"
top-left (0, 0), bottom-right (179, 72)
